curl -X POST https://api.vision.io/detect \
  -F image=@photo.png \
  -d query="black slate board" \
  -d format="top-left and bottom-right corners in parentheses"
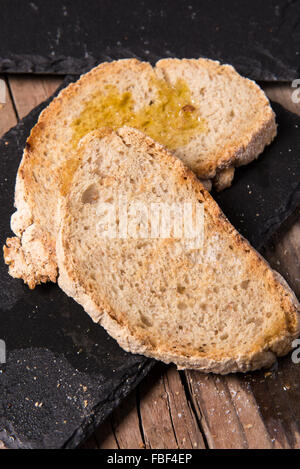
top-left (0, 77), bottom-right (299, 449)
top-left (214, 101), bottom-right (300, 249)
top-left (1, 0), bottom-right (300, 81)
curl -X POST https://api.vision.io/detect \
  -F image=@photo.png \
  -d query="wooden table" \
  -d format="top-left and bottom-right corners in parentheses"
top-left (0, 75), bottom-right (299, 449)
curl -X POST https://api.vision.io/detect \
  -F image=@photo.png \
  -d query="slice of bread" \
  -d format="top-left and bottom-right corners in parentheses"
top-left (56, 127), bottom-right (299, 374)
top-left (4, 58), bottom-right (276, 288)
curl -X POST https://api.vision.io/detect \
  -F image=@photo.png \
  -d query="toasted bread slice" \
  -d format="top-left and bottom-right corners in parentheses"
top-left (56, 127), bottom-right (299, 374)
top-left (4, 58), bottom-right (276, 288)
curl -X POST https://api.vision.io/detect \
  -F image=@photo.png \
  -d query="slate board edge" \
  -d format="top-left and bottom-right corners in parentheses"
top-left (0, 358), bottom-right (154, 449)
top-left (65, 358), bottom-right (154, 449)
top-left (0, 53), bottom-right (297, 82)
top-left (257, 182), bottom-right (300, 251)
top-left (0, 54), bottom-right (98, 76)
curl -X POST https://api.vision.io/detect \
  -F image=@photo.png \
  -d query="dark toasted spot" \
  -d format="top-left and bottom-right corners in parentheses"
top-left (81, 184), bottom-right (99, 204)
top-left (182, 104), bottom-right (196, 112)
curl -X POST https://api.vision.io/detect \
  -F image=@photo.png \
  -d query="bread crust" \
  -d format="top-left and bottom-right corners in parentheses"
top-left (57, 127), bottom-right (300, 374)
top-left (156, 58), bottom-right (277, 187)
top-left (4, 58), bottom-right (276, 287)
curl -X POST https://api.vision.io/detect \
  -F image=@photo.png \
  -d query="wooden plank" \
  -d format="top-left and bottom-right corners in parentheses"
top-left (263, 83), bottom-right (300, 116)
top-left (186, 372), bottom-right (272, 449)
top-left (137, 365), bottom-right (178, 449)
top-left (163, 367), bottom-right (205, 449)
top-left (8, 75), bottom-right (63, 119)
top-left (78, 366), bottom-right (206, 450)
top-left (111, 391), bottom-right (144, 449)
top-left (247, 360), bottom-right (300, 449)
top-left (93, 417), bottom-right (119, 449)
top-left (80, 433), bottom-right (99, 450)
top-left (0, 76), bottom-right (17, 137)
top-left (138, 364), bottom-right (206, 449)
top-left (225, 374), bottom-right (275, 448)
top-left (186, 366), bottom-right (300, 449)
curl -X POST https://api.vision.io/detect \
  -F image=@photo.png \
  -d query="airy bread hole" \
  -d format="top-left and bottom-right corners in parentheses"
top-left (246, 317), bottom-right (263, 326)
top-left (139, 312), bottom-right (153, 328)
top-left (220, 333), bottom-right (228, 341)
top-left (184, 275), bottom-right (190, 284)
top-left (81, 184), bottom-right (99, 204)
top-left (95, 156), bottom-right (103, 167)
top-left (241, 279), bottom-right (250, 290)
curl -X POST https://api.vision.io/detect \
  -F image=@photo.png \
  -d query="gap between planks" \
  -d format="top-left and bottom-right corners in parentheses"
top-left (84, 365), bottom-right (206, 450)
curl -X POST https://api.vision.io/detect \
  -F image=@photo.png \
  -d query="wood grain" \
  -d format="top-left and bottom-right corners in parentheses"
top-left (81, 417), bottom-right (119, 449)
top-left (0, 76), bottom-right (17, 137)
top-left (138, 365), bottom-right (206, 449)
top-left (162, 367), bottom-right (205, 449)
top-left (0, 78), bottom-right (299, 450)
top-left (186, 371), bottom-right (277, 449)
top-left (8, 75), bottom-right (63, 119)
top-left (110, 391), bottom-right (144, 449)
top-left (139, 365), bottom-right (180, 449)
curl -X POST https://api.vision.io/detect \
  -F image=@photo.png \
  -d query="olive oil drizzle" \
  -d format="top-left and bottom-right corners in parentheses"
top-left (61, 79), bottom-right (205, 195)
top-left (71, 79), bottom-right (205, 150)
